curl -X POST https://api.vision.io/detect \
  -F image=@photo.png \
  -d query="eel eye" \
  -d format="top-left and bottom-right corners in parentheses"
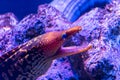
top-left (62, 33), bottom-right (68, 39)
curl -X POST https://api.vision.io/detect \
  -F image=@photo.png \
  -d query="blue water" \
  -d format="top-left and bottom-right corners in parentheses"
top-left (0, 0), bottom-right (52, 20)
top-left (0, 0), bottom-right (111, 22)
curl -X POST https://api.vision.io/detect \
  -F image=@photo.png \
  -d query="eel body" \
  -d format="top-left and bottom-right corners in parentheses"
top-left (0, 26), bottom-right (92, 80)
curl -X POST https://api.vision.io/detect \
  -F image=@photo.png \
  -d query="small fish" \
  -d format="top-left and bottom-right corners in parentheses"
top-left (0, 26), bottom-right (92, 80)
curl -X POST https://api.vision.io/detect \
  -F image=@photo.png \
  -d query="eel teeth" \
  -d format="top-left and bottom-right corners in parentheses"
top-left (51, 44), bottom-right (92, 60)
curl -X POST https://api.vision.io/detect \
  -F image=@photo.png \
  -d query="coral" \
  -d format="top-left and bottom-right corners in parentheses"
top-left (0, 13), bottom-right (17, 55)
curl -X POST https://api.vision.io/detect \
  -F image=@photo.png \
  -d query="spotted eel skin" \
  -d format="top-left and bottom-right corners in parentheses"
top-left (0, 26), bottom-right (92, 80)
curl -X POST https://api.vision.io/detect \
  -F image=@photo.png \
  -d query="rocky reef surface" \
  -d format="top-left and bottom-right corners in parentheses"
top-left (71, 0), bottom-right (120, 79)
top-left (0, 0), bottom-right (120, 80)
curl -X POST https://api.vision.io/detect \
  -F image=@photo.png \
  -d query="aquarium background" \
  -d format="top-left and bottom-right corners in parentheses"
top-left (0, 0), bottom-right (53, 20)
top-left (0, 0), bottom-right (120, 80)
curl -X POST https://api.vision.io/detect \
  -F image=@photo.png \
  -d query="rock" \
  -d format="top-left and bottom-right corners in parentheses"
top-left (69, 0), bottom-right (120, 80)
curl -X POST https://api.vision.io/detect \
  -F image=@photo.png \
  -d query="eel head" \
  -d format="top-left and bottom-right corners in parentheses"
top-left (40, 26), bottom-right (92, 59)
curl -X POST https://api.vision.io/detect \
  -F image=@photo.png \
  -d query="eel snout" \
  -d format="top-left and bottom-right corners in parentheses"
top-left (50, 26), bottom-right (92, 60)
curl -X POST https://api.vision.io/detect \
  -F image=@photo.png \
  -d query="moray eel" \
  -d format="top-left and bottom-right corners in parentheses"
top-left (0, 26), bottom-right (92, 80)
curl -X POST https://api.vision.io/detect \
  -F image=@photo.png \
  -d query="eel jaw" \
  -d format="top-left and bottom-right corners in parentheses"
top-left (49, 26), bottom-right (92, 59)
top-left (51, 44), bottom-right (92, 60)
top-left (42, 26), bottom-right (82, 57)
